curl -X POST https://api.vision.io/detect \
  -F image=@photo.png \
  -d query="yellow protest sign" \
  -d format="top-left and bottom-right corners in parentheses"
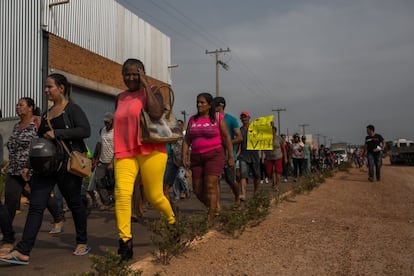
top-left (247, 115), bottom-right (274, 150)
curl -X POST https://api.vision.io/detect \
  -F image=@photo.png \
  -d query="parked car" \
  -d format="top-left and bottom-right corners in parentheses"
top-left (332, 149), bottom-right (348, 165)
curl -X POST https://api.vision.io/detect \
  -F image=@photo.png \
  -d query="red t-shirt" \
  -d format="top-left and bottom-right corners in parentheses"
top-left (114, 88), bottom-right (166, 158)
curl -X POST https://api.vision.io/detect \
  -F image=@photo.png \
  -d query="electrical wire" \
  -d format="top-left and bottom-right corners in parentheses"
top-left (122, 0), bottom-right (275, 99)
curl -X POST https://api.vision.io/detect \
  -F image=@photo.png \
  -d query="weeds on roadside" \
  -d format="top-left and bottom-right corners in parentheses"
top-left (79, 250), bottom-right (142, 276)
top-left (147, 213), bottom-right (208, 265)
top-left (217, 191), bottom-right (271, 236)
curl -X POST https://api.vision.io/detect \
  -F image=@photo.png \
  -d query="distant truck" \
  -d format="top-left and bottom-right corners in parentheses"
top-left (331, 142), bottom-right (348, 164)
top-left (389, 138), bottom-right (414, 165)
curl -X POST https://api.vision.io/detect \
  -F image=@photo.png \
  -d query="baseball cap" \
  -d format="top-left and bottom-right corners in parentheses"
top-left (103, 112), bottom-right (113, 122)
top-left (240, 111), bottom-right (250, 117)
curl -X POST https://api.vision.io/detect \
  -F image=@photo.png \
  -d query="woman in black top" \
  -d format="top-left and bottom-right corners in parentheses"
top-left (0, 73), bottom-right (91, 265)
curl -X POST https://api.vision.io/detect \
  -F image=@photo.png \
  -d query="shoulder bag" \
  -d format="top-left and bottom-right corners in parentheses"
top-left (47, 112), bottom-right (91, 178)
top-left (61, 141), bottom-right (92, 178)
top-left (140, 85), bottom-right (183, 143)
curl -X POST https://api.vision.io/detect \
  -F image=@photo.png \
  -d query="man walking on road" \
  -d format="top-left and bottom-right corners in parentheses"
top-left (363, 124), bottom-right (384, 182)
top-left (214, 97), bottom-right (243, 205)
top-left (238, 111), bottom-right (260, 200)
top-left (92, 112), bottom-right (115, 210)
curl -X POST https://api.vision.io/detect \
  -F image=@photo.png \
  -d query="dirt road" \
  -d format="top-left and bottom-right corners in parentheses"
top-left (139, 160), bottom-right (414, 275)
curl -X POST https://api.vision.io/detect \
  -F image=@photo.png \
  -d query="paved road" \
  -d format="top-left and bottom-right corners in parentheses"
top-left (0, 177), bottom-right (289, 275)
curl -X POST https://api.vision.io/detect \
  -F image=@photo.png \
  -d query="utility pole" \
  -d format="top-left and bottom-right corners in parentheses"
top-left (299, 123), bottom-right (310, 136)
top-left (181, 110), bottom-right (188, 124)
top-left (271, 108), bottom-right (286, 133)
top-left (323, 135), bottom-right (327, 146)
top-left (206, 48), bottom-right (230, 97)
top-left (316, 133), bottom-right (320, 148)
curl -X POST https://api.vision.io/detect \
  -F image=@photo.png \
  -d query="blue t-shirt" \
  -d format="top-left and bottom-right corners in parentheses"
top-left (224, 113), bottom-right (240, 159)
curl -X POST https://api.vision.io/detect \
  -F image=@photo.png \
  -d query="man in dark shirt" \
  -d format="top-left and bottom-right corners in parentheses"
top-left (238, 111), bottom-right (260, 200)
top-left (363, 124), bottom-right (384, 182)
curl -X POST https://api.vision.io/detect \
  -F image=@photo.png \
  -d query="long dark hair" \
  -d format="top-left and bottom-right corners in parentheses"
top-left (48, 73), bottom-right (72, 101)
top-left (193, 92), bottom-right (216, 124)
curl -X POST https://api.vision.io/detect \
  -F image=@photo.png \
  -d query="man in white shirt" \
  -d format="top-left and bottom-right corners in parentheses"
top-left (93, 112), bottom-right (115, 210)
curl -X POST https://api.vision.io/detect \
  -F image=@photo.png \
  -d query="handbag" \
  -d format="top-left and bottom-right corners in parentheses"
top-left (61, 141), bottom-right (92, 178)
top-left (140, 85), bottom-right (183, 143)
top-left (46, 112), bottom-right (91, 178)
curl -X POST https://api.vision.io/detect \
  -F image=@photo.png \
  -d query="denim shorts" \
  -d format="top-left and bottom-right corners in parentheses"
top-left (239, 159), bottom-right (260, 179)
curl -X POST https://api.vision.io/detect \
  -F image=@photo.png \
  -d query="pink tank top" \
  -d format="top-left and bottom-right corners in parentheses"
top-left (187, 113), bottom-right (223, 154)
top-left (114, 89), bottom-right (166, 158)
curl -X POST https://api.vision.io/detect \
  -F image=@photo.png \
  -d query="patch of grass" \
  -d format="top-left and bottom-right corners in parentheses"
top-left (147, 213), bottom-right (208, 265)
top-left (79, 250), bottom-right (143, 276)
top-left (217, 191), bottom-right (271, 236)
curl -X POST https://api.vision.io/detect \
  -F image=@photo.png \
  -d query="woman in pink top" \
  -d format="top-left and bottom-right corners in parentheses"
top-left (182, 92), bottom-right (234, 226)
top-left (113, 59), bottom-right (175, 261)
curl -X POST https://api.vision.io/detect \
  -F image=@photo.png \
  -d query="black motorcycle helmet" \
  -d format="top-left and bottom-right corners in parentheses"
top-left (29, 138), bottom-right (63, 175)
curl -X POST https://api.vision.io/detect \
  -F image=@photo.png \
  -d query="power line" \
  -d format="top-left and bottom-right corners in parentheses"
top-left (122, 0), bottom-right (276, 102)
top-left (123, 0), bottom-right (206, 50)
top-left (146, 0), bottom-right (275, 97)
top-left (151, 0), bottom-right (225, 49)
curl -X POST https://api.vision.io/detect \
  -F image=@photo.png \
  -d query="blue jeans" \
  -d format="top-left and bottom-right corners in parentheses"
top-left (367, 152), bottom-right (382, 180)
top-left (15, 160), bottom-right (87, 256)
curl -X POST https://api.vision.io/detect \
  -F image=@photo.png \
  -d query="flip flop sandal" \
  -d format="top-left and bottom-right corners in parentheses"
top-left (72, 245), bottom-right (91, 256)
top-left (49, 226), bottom-right (64, 234)
top-left (0, 252), bottom-right (29, 265)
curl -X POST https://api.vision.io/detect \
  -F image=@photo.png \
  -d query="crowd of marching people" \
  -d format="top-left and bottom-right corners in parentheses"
top-left (0, 58), bottom-right (375, 266)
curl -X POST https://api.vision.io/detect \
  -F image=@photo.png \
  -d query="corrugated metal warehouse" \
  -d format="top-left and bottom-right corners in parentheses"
top-left (0, 0), bottom-right (172, 157)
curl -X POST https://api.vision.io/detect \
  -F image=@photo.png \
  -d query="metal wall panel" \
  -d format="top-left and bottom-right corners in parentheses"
top-left (43, 0), bottom-right (171, 84)
top-left (1, 0), bottom-right (170, 119)
top-left (0, 0), bottom-right (43, 118)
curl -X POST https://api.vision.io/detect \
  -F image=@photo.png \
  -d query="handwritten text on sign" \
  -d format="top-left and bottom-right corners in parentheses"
top-left (247, 115), bottom-right (274, 150)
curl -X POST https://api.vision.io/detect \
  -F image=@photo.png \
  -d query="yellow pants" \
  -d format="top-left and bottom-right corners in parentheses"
top-left (114, 151), bottom-right (175, 242)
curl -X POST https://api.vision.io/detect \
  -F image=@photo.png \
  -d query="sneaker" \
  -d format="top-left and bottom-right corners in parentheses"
top-left (260, 180), bottom-right (264, 184)
top-left (283, 178), bottom-right (288, 183)
top-left (265, 178), bottom-right (269, 184)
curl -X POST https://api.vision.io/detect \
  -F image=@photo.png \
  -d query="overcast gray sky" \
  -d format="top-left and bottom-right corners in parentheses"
top-left (117, 0), bottom-right (414, 145)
